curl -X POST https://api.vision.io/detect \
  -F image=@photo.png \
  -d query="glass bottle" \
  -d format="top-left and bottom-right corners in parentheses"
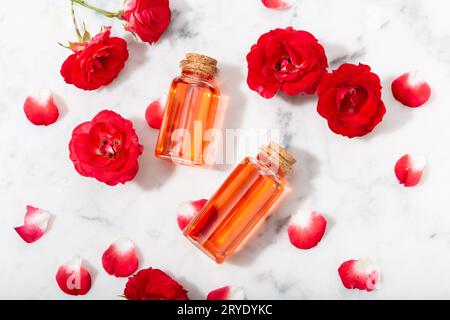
top-left (183, 142), bottom-right (296, 263)
top-left (155, 53), bottom-right (220, 166)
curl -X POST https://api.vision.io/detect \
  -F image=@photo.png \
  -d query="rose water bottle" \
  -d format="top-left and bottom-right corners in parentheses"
top-left (155, 53), bottom-right (220, 166)
top-left (183, 142), bottom-right (296, 263)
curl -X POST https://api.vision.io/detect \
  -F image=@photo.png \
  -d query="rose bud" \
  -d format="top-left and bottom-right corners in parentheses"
top-left (60, 26), bottom-right (128, 91)
top-left (122, 0), bottom-right (171, 44)
top-left (69, 110), bottom-right (143, 186)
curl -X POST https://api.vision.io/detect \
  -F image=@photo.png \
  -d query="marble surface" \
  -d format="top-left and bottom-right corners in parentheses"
top-left (1, 0), bottom-right (450, 299)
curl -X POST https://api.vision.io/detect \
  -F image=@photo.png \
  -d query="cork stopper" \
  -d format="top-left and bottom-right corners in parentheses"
top-left (180, 53), bottom-right (218, 78)
top-left (260, 142), bottom-right (296, 176)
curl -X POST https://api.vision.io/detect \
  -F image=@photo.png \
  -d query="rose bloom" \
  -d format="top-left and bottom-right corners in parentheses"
top-left (246, 27), bottom-right (328, 99)
top-left (122, 0), bottom-right (171, 44)
top-left (124, 268), bottom-right (189, 300)
top-left (69, 110), bottom-right (143, 186)
top-left (61, 27), bottom-right (128, 90)
top-left (317, 63), bottom-right (386, 138)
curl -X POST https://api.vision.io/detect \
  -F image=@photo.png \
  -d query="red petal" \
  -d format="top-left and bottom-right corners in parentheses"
top-left (391, 72), bottom-right (431, 108)
top-left (288, 210), bottom-right (327, 249)
top-left (145, 97), bottom-right (165, 129)
top-left (177, 199), bottom-right (208, 231)
top-left (102, 238), bottom-right (139, 277)
top-left (261, 0), bottom-right (293, 9)
top-left (206, 286), bottom-right (246, 300)
top-left (338, 259), bottom-right (380, 291)
top-left (14, 205), bottom-right (50, 243)
top-left (23, 89), bottom-right (59, 126)
top-left (56, 256), bottom-right (92, 296)
top-left (394, 154), bottom-right (426, 187)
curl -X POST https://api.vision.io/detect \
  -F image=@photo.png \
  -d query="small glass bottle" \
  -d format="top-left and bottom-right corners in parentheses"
top-left (155, 53), bottom-right (220, 166)
top-left (183, 142), bottom-right (296, 263)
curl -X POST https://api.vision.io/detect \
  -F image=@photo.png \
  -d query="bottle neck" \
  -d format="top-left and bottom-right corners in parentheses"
top-left (181, 69), bottom-right (214, 81)
top-left (180, 53), bottom-right (218, 81)
top-left (257, 142), bottom-right (296, 178)
top-left (256, 152), bottom-right (285, 178)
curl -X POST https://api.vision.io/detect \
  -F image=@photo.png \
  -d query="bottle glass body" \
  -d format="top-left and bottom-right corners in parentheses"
top-left (183, 156), bottom-right (285, 263)
top-left (155, 71), bottom-right (220, 166)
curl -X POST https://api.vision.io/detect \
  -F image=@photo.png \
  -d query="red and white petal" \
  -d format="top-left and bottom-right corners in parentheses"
top-left (338, 259), bottom-right (380, 292)
top-left (145, 96), bottom-right (165, 129)
top-left (23, 89), bottom-right (59, 126)
top-left (391, 72), bottom-right (431, 108)
top-left (14, 205), bottom-right (51, 243)
top-left (56, 256), bottom-right (92, 296)
top-left (206, 286), bottom-right (246, 300)
top-left (177, 199), bottom-right (208, 231)
top-left (288, 210), bottom-right (327, 250)
top-left (102, 238), bottom-right (139, 277)
top-left (394, 154), bottom-right (426, 187)
top-left (262, 0), bottom-right (293, 9)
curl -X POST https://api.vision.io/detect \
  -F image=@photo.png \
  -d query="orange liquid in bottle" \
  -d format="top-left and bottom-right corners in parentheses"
top-left (155, 55), bottom-right (220, 166)
top-left (183, 157), bottom-right (285, 263)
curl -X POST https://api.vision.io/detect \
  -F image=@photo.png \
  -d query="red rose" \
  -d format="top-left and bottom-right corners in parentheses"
top-left (69, 110), bottom-right (143, 186)
top-left (122, 0), bottom-right (171, 44)
top-left (60, 27), bottom-right (128, 90)
top-left (246, 27), bottom-right (328, 99)
top-left (317, 63), bottom-right (386, 138)
top-left (124, 268), bottom-right (189, 300)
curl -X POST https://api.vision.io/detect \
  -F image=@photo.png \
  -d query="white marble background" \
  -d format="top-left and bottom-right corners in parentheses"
top-left (1, 0), bottom-right (450, 299)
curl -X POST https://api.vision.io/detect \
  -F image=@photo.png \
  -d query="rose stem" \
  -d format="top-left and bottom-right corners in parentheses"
top-left (70, 0), bottom-right (82, 41)
top-left (71, 0), bottom-right (120, 19)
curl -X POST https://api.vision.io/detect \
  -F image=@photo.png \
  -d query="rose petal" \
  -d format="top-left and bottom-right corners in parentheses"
top-left (56, 256), bottom-right (92, 296)
top-left (261, 0), bottom-right (293, 9)
top-left (102, 238), bottom-right (139, 277)
top-left (23, 89), bottom-right (59, 126)
top-left (288, 210), bottom-right (327, 249)
top-left (177, 199), bottom-right (208, 231)
top-left (145, 97), bottom-right (165, 129)
top-left (338, 259), bottom-right (380, 291)
top-left (206, 286), bottom-right (246, 300)
top-left (391, 72), bottom-right (431, 108)
top-left (14, 206), bottom-right (51, 243)
top-left (394, 154), bottom-right (426, 187)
